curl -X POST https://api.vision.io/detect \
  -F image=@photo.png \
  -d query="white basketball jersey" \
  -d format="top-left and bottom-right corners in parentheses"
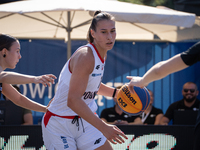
top-left (48, 43), bottom-right (105, 116)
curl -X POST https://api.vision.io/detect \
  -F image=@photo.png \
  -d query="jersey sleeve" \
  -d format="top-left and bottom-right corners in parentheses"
top-left (180, 42), bottom-right (200, 66)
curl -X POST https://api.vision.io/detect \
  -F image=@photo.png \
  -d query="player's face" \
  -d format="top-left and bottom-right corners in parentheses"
top-left (182, 83), bottom-right (199, 102)
top-left (92, 19), bottom-right (116, 51)
top-left (5, 41), bottom-right (21, 69)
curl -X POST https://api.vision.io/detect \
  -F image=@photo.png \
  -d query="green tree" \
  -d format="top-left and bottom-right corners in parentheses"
top-left (118, 0), bottom-right (174, 9)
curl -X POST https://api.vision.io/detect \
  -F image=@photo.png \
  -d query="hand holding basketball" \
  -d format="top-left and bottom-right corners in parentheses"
top-left (116, 84), bottom-right (150, 116)
top-left (126, 76), bottom-right (147, 88)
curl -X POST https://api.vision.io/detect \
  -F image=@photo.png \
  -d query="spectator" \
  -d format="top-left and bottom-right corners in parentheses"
top-left (2, 85), bottom-right (33, 125)
top-left (100, 86), bottom-right (140, 125)
top-left (134, 89), bottom-right (163, 125)
top-left (160, 82), bottom-right (199, 125)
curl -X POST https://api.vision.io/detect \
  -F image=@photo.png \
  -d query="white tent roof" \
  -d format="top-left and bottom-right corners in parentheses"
top-left (0, 0), bottom-right (197, 58)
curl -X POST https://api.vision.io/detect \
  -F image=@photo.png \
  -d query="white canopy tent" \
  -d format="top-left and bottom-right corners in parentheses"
top-left (0, 0), bottom-right (196, 59)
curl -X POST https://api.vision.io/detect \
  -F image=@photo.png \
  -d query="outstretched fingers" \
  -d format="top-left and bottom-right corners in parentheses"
top-left (126, 76), bottom-right (145, 89)
top-left (45, 74), bottom-right (57, 84)
top-left (126, 76), bottom-right (132, 81)
top-left (114, 126), bottom-right (128, 142)
top-left (108, 126), bottom-right (128, 145)
top-left (35, 74), bottom-right (57, 87)
top-left (127, 83), bottom-right (135, 94)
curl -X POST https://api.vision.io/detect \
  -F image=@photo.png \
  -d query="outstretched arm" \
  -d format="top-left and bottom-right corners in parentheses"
top-left (97, 82), bottom-right (118, 99)
top-left (127, 54), bottom-right (188, 89)
top-left (0, 71), bottom-right (57, 87)
top-left (2, 83), bottom-right (47, 112)
top-left (127, 41), bottom-right (200, 88)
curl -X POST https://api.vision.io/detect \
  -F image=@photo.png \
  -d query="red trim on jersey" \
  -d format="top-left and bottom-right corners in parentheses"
top-left (67, 44), bottom-right (104, 73)
top-left (90, 43), bottom-right (104, 63)
top-left (67, 45), bottom-right (89, 74)
top-left (43, 110), bottom-right (80, 127)
top-left (68, 59), bottom-right (72, 73)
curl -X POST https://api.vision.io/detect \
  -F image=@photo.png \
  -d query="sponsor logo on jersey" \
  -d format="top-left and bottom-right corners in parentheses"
top-left (61, 136), bottom-right (69, 149)
top-left (94, 138), bottom-right (102, 145)
top-left (83, 91), bottom-right (98, 100)
top-left (92, 73), bottom-right (102, 77)
top-left (101, 65), bottom-right (104, 70)
top-left (96, 65), bottom-right (100, 70)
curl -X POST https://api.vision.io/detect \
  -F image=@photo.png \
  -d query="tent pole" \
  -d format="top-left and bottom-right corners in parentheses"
top-left (67, 11), bottom-right (71, 60)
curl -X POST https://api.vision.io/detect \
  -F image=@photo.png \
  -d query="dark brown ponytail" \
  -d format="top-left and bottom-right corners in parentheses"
top-left (0, 33), bottom-right (17, 51)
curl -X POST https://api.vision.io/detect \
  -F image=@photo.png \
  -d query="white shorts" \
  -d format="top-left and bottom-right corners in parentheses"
top-left (42, 111), bottom-right (106, 150)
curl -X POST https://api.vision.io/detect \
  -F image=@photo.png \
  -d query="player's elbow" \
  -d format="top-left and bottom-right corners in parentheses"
top-left (10, 95), bottom-right (23, 107)
top-left (67, 97), bottom-right (73, 108)
top-left (0, 71), bottom-right (7, 82)
top-left (67, 95), bottom-right (77, 108)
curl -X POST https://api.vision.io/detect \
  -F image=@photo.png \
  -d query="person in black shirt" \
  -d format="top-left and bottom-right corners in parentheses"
top-left (2, 85), bottom-right (33, 125)
top-left (126, 41), bottom-right (200, 150)
top-left (100, 105), bottom-right (138, 125)
top-left (160, 82), bottom-right (199, 125)
top-left (134, 89), bottom-right (163, 125)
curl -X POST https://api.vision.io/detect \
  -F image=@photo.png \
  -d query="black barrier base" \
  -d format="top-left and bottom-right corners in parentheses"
top-left (0, 125), bottom-right (44, 149)
top-left (117, 125), bottom-right (195, 150)
top-left (0, 125), bottom-right (195, 150)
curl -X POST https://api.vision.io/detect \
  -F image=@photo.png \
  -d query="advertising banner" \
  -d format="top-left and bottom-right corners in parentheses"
top-left (4, 39), bottom-right (199, 123)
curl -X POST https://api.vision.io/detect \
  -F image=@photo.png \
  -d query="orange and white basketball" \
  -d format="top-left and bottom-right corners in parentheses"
top-left (116, 84), bottom-right (150, 116)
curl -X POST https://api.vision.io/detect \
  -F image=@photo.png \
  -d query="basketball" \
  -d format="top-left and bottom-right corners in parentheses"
top-left (116, 84), bottom-right (150, 116)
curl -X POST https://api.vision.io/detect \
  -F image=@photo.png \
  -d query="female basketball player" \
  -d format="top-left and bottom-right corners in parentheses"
top-left (0, 34), bottom-right (56, 112)
top-left (42, 11), bottom-right (128, 150)
top-left (126, 41), bottom-right (200, 150)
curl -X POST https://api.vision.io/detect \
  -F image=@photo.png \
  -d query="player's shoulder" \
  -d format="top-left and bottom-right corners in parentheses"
top-left (152, 106), bottom-right (162, 111)
top-left (195, 99), bottom-right (200, 104)
top-left (152, 106), bottom-right (163, 114)
top-left (183, 42), bottom-right (200, 55)
top-left (72, 45), bottom-right (94, 64)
